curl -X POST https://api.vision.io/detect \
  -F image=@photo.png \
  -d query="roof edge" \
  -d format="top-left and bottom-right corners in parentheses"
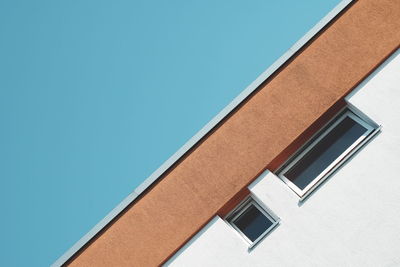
top-left (52, 1), bottom-right (353, 266)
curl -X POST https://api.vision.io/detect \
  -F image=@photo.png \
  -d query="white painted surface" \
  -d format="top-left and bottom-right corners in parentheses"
top-left (165, 50), bottom-right (400, 267)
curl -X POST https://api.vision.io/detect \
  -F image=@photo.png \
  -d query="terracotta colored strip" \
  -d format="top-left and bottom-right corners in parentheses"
top-left (67, 0), bottom-right (400, 266)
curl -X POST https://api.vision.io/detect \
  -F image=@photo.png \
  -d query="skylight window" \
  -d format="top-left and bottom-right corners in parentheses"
top-left (226, 197), bottom-right (278, 247)
top-left (278, 109), bottom-right (378, 198)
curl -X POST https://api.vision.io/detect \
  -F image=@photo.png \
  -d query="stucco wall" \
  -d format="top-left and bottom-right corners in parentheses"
top-left (165, 50), bottom-right (400, 267)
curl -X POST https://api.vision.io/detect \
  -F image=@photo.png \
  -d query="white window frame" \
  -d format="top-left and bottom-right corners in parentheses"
top-left (278, 109), bottom-right (378, 199)
top-left (225, 196), bottom-right (279, 248)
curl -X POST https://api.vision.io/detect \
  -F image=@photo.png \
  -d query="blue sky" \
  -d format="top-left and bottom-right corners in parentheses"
top-left (0, 1), bottom-right (340, 266)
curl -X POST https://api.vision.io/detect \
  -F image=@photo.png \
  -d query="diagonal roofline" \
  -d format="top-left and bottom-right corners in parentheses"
top-left (52, 1), bottom-right (353, 266)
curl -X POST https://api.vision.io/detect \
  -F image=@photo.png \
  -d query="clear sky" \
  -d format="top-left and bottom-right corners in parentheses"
top-left (0, 1), bottom-right (341, 266)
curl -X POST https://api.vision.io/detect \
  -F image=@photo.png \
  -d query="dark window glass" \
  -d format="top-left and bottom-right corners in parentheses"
top-left (284, 116), bottom-right (368, 190)
top-left (232, 204), bottom-right (273, 242)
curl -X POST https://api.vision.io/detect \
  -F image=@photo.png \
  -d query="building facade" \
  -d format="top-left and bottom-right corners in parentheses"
top-left (166, 49), bottom-right (400, 267)
top-left (54, 0), bottom-right (400, 266)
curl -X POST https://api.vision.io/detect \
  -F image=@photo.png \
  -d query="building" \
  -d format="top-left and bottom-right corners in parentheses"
top-left (53, 0), bottom-right (400, 266)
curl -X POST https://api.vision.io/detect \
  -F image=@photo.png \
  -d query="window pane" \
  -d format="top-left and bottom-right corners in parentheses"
top-left (233, 204), bottom-right (273, 242)
top-left (284, 116), bottom-right (368, 190)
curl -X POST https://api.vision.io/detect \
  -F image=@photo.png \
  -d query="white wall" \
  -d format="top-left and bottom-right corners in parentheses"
top-left (165, 50), bottom-right (400, 267)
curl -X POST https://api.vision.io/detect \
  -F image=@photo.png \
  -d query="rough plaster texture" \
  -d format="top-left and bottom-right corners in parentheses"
top-left (165, 50), bottom-right (400, 267)
top-left (68, 0), bottom-right (400, 266)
